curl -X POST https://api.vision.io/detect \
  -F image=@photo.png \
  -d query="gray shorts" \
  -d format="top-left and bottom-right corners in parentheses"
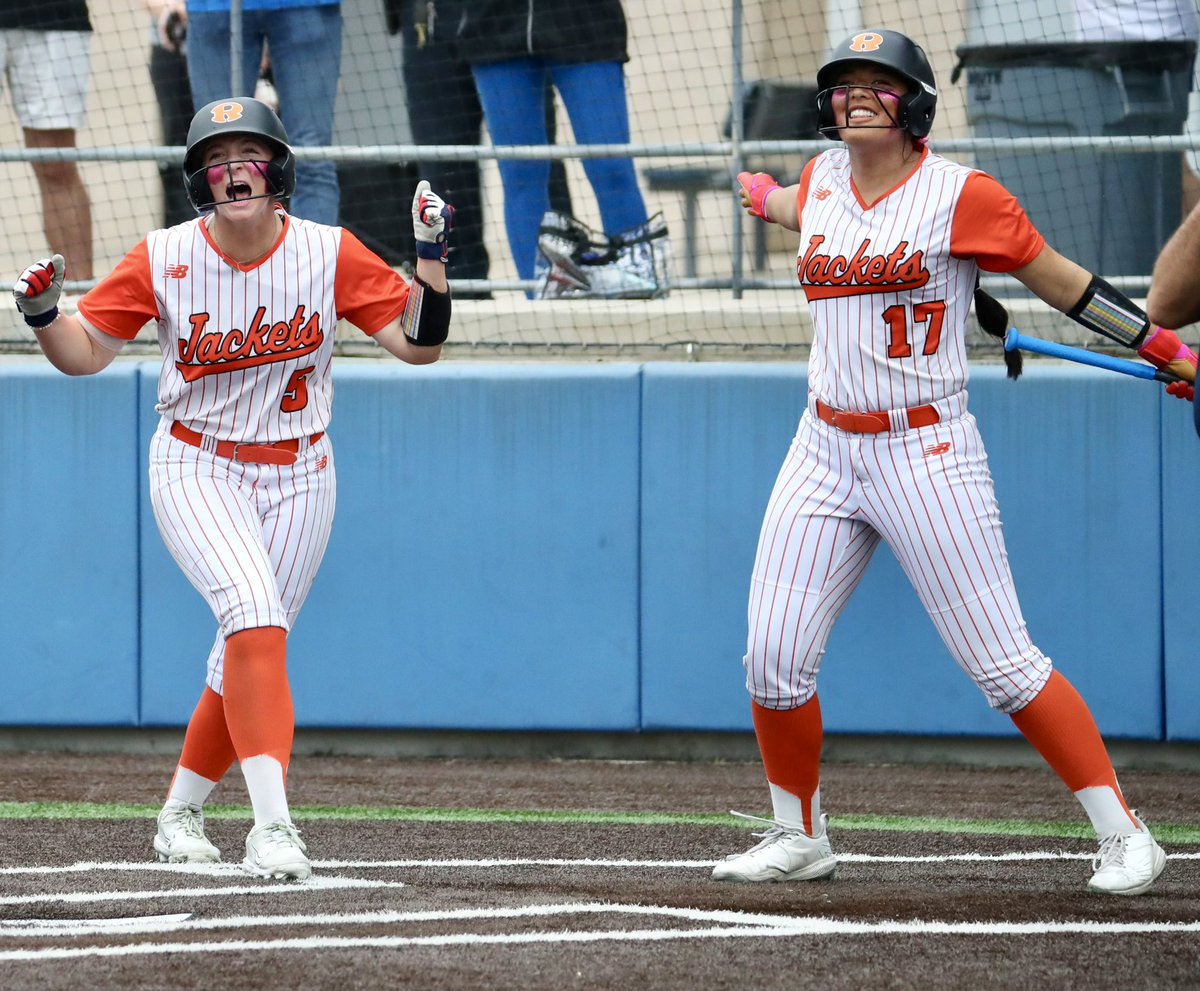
top-left (0, 29), bottom-right (92, 130)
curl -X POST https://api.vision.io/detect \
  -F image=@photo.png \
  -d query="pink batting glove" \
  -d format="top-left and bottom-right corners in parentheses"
top-left (737, 171), bottom-right (780, 223)
top-left (1139, 326), bottom-right (1198, 389)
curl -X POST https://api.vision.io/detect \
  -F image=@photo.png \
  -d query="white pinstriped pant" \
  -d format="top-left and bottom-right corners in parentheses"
top-left (148, 420), bottom-right (336, 695)
top-left (744, 403), bottom-right (1051, 714)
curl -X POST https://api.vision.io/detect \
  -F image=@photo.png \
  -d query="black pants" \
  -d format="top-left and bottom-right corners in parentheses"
top-left (401, 0), bottom-right (570, 288)
top-left (149, 43), bottom-right (196, 228)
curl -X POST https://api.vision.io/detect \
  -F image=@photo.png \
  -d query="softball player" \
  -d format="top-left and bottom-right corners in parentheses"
top-left (13, 97), bottom-right (454, 881)
top-left (717, 30), bottom-right (1196, 895)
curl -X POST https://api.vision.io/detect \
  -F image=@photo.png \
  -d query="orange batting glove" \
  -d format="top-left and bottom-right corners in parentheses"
top-left (737, 171), bottom-right (780, 223)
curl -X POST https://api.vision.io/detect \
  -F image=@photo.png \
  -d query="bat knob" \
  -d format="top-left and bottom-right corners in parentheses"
top-left (1003, 328), bottom-right (1020, 351)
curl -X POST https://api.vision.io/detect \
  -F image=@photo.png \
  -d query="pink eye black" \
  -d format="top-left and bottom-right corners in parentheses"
top-left (205, 161), bottom-right (269, 184)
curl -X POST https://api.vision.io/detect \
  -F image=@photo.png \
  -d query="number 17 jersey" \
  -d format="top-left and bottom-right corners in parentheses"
top-left (795, 146), bottom-right (1045, 414)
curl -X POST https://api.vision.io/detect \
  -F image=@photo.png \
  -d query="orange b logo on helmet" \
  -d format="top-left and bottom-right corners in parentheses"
top-left (849, 32), bottom-right (884, 53)
top-left (209, 102), bottom-right (245, 125)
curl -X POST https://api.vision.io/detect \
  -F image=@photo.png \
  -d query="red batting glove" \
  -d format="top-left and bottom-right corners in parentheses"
top-left (1139, 326), bottom-right (1198, 400)
top-left (1138, 325), bottom-right (1197, 369)
top-left (737, 171), bottom-right (780, 223)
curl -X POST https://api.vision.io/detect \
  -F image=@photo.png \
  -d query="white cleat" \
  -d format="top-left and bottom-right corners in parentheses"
top-left (242, 819), bottom-right (312, 881)
top-left (154, 802), bottom-right (221, 864)
top-left (712, 812), bottom-right (837, 882)
top-left (1087, 813), bottom-right (1166, 896)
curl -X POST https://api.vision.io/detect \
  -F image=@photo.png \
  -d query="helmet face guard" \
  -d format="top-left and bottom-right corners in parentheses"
top-left (183, 98), bottom-right (296, 213)
top-left (815, 30), bottom-right (938, 141)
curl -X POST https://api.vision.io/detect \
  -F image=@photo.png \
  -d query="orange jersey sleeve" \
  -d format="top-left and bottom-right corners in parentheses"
top-left (334, 229), bottom-right (411, 334)
top-left (76, 240), bottom-right (160, 340)
top-left (950, 172), bottom-right (1045, 273)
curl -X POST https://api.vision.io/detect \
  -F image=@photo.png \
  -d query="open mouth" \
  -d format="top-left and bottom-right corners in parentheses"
top-left (225, 180), bottom-right (253, 201)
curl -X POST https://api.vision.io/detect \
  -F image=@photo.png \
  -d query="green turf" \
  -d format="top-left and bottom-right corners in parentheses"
top-left (1, 801), bottom-right (1198, 844)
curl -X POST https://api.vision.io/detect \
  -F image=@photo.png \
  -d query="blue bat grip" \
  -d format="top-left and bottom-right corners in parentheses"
top-left (1003, 328), bottom-right (1159, 381)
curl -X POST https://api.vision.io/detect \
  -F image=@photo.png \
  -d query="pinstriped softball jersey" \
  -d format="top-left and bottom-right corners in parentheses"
top-left (74, 211), bottom-right (410, 692)
top-left (744, 146), bottom-right (1054, 714)
top-left (77, 212), bottom-right (410, 441)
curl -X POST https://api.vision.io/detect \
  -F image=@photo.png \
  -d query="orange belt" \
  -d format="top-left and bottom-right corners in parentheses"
top-left (813, 399), bottom-right (939, 434)
top-left (170, 420), bottom-right (324, 466)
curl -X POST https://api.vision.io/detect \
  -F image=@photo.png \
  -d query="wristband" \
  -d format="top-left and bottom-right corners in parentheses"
top-left (1066, 275), bottom-right (1151, 349)
top-left (400, 275), bottom-right (451, 346)
top-left (22, 305), bottom-right (60, 329)
top-left (415, 240), bottom-right (447, 262)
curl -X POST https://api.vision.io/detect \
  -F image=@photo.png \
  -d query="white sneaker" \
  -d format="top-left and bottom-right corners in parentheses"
top-left (242, 819), bottom-right (312, 881)
top-left (1087, 813), bottom-right (1166, 896)
top-left (712, 812), bottom-right (837, 882)
top-left (153, 802), bottom-right (221, 864)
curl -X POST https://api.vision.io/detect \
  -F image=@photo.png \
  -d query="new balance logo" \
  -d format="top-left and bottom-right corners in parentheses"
top-left (814, 187), bottom-right (832, 201)
top-left (923, 442), bottom-right (952, 458)
top-left (164, 264), bottom-right (189, 279)
top-left (315, 456), bottom-right (329, 471)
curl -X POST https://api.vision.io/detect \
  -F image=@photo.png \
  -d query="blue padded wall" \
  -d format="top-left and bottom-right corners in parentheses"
top-left (0, 363), bottom-right (141, 724)
top-left (293, 363), bottom-right (642, 730)
top-left (639, 364), bottom-right (808, 731)
top-left (1, 360), bottom-right (1184, 739)
top-left (640, 364), bottom-right (1165, 739)
top-left (1161, 397), bottom-right (1200, 741)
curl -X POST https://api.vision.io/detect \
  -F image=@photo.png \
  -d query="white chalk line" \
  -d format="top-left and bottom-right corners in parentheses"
top-left (0, 913), bottom-right (192, 934)
top-left (1, 860), bottom-right (1197, 963)
top-left (0, 876), bottom-right (405, 907)
top-left (1, 910), bottom-right (1199, 962)
top-left (0, 903), bottom-right (802, 939)
top-left (3, 850), bottom-right (1199, 877)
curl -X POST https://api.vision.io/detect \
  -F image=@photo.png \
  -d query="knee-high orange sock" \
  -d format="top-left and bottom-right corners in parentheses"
top-left (1010, 669), bottom-right (1136, 830)
top-left (751, 696), bottom-right (823, 834)
top-left (176, 686), bottom-right (237, 784)
top-left (221, 626), bottom-right (293, 774)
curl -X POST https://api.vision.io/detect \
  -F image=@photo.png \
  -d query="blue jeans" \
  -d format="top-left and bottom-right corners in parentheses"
top-left (472, 59), bottom-right (648, 280)
top-left (186, 5), bottom-right (342, 225)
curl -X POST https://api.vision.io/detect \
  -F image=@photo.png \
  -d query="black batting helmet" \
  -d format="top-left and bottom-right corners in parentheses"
top-left (183, 98), bottom-right (296, 212)
top-left (815, 29), bottom-right (938, 140)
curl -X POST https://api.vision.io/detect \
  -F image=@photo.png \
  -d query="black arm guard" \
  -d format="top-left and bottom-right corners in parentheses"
top-left (1066, 275), bottom-right (1151, 350)
top-left (400, 275), bottom-right (451, 347)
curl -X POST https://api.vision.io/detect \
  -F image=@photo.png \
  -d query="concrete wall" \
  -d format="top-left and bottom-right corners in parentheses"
top-left (2, 359), bottom-right (1196, 741)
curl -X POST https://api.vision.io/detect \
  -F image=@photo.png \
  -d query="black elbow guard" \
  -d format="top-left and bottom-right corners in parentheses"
top-left (1066, 274), bottom-right (1151, 350)
top-left (400, 275), bottom-right (451, 347)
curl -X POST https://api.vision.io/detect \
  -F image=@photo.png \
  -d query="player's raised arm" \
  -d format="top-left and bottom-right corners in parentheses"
top-left (373, 181), bottom-right (454, 364)
top-left (12, 254), bottom-right (114, 376)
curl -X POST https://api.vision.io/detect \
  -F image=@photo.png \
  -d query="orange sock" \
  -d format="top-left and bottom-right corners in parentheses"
top-left (1010, 669), bottom-right (1135, 826)
top-left (175, 686), bottom-right (238, 784)
top-left (751, 696), bottom-right (823, 833)
top-left (221, 626), bottom-right (294, 774)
